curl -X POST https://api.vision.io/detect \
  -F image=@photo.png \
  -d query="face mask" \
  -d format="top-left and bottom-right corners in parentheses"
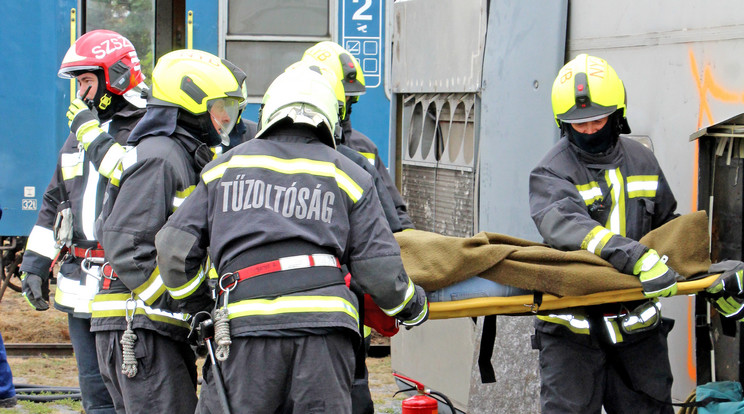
top-left (568, 117), bottom-right (617, 154)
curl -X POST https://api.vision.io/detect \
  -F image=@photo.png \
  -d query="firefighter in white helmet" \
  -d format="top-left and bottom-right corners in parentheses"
top-left (19, 29), bottom-right (148, 414)
top-left (529, 54), bottom-right (680, 413)
top-left (156, 66), bottom-right (428, 413)
top-left (303, 41), bottom-right (414, 231)
top-left (70, 49), bottom-right (246, 413)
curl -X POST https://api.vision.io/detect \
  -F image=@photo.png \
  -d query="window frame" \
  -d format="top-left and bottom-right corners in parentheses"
top-left (218, 0), bottom-right (337, 103)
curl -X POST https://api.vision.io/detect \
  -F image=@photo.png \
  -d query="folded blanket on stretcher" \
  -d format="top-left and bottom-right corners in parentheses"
top-left (395, 211), bottom-right (712, 298)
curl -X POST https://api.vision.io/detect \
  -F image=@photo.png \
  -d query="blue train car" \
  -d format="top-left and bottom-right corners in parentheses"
top-left (1, 0), bottom-right (77, 237)
top-left (1, 0), bottom-right (392, 239)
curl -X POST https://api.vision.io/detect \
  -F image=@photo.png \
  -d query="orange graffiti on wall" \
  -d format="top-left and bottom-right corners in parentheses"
top-left (686, 49), bottom-right (744, 384)
top-left (689, 49), bottom-right (744, 130)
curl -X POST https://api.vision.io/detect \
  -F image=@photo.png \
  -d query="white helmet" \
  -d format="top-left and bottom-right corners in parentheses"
top-left (256, 67), bottom-right (341, 148)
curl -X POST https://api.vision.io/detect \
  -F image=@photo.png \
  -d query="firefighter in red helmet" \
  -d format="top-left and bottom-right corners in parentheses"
top-left (19, 29), bottom-right (148, 414)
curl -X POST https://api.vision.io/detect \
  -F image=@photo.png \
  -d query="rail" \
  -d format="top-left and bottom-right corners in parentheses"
top-left (5, 343), bottom-right (74, 357)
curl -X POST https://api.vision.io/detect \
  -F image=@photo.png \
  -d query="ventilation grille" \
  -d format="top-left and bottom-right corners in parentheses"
top-left (400, 93), bottom-right (477, 237)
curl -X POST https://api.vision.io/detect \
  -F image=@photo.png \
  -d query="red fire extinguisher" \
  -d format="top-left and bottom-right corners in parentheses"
top-left (393, 372), bottom-right (456, 414)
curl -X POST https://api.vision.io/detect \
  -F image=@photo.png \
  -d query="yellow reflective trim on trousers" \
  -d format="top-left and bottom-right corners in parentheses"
top-left (91, 294), bottom-right (190, 327)
top-left (167, 266), bottom-right (207, 300)
top-left (575, 181), bottom-right (602, 206)
top-left (580, 225), bottom-right (613, 256)
top-left (202, 155), bottom-right (364, 202)
top-left (537, 314), bottom-right (590, 335)
top-left (605, 168), bottom-right (626, 236)
top-left (98, 143), bottom-right (126, 179)
top-left (627, 175), bottom-right (658, 198)
top-left (227, 295), bottom-right (359, 322)
top-left (132, 267), bottom-right (166, 306)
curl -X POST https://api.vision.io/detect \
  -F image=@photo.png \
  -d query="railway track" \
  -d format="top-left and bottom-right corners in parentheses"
top-left (5, 343), bottom-right (74, 357)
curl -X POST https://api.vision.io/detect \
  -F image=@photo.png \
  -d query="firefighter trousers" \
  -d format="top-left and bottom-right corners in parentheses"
top-left (534, 319), bottom-right (675, 414)
top-left (196, 332), bottom-right (355, 414)
top-left (95, 329), bottom-right (198, 414)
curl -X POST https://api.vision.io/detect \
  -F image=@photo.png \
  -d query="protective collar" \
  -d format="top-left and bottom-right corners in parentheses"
top-left (127, 106), bottom-right (178, 145)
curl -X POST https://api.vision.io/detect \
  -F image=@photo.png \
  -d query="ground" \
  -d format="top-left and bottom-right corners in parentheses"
top-left (0, 287), bottom-right (404, 413)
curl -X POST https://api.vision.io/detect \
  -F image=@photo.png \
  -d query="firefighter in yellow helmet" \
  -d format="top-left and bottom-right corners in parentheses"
top-left (529, 54), bottom-right (680, 412)
top-left (303, 41), bottom-right (414, 231)
top-left (156, 66), bottom-right (428, 413)
top-left (71, 49), bottom-right (245, 413)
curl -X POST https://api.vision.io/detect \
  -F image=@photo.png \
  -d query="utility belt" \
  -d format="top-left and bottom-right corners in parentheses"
top-left (65, 242), bottom-right (120, 290)
top-left (216, 239), bottom-right (345, 303)
top-left (69, 243), bottom-right (106, 260)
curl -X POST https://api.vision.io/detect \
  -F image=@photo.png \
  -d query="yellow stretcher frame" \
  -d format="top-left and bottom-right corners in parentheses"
top-left (429, 274), bottom-right (720, 319)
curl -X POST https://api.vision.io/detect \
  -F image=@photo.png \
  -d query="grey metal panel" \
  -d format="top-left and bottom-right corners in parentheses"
top-left (391, 0), bottom-right (487, 93)
top-left (478, 0), bottom-right (567, 241)
top-left (474, 1), bottom-right (567, 412)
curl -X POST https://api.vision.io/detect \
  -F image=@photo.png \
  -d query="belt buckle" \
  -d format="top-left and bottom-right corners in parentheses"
top-left (101, 262), bottom-right (118, 280)
top-left (218, 272), bottom-right (238, 293)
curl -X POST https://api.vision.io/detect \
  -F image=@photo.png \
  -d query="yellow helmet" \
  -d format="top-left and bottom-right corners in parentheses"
top-left (149, 49), bottom-right (246, 145)
top-left (302, 41), bottom-right (366, 104)
top-left (285, 60), bottom-right (346, 120)
top-left (256, 67), bottom-right (341, 148)
top-left (551, 54), bottom-right (627, 128)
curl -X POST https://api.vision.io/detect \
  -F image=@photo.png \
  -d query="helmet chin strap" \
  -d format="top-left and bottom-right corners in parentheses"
top-left (94, 71), bottom-right (127, 121)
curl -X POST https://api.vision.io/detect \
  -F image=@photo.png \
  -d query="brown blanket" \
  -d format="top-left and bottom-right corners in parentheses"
top-left (395, 211), bottom-right (711, 297)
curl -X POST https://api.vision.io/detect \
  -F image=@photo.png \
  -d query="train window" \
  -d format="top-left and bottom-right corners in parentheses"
top-left (85, 0), bottom-right (156, 85)
top-left (224, 0), bottom-right (334, 101)
top-left (225, 41), bottom-right (321, 101)
top-left (228, 0), bottom-right (329, 36)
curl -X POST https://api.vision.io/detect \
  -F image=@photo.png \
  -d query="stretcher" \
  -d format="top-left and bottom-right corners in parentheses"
top-left (428, 274), bottom-right (719, 319)
top-left (394, 211), bottom-right (717, 320)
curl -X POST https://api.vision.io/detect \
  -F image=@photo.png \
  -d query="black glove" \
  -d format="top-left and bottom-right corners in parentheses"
top-left (21, 272), bottom-right (49, 311)
top-left (705, 260), bottom-right (744, 319)
top-left (399, 285), bottom-right (429, 327)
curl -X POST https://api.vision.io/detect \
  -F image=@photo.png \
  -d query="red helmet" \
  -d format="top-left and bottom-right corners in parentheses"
top-left (58, 29), bottom-right (144, 95)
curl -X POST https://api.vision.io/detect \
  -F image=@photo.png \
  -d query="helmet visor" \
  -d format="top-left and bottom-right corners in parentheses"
top-left (208, 97), bottom-right (242, 145)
